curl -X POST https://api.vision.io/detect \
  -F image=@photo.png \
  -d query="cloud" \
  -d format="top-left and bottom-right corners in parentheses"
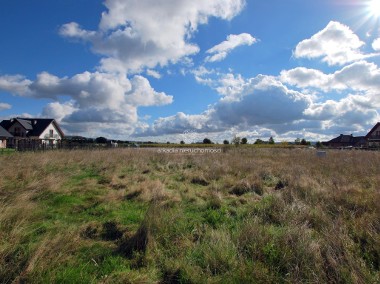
top-left (1, 0), bottom-right (247, 139)
top-left (60, 0), bottom-right (246, 73)
top-left (138, 75), bottom-right (312, 136)
top-left (281, 61), bottom-right (380, 106)
top-left (333, 61), bottom-right (380, 94)
top-left (192, 67), bottom-right (250, 100)
top-left (0, 102), bottom-right (11, 111)
top-left (211, 75), bottom-right (311, 126)
top-left (146, 69), bottom-right (161, 79)
top-left (280, 67), bottom-right (332, 91)
top-left (0, 72), bottom-right (172, 110)
top-left (99, 0), bottom-right (245, 31)
top-left (59, 22), bottom-right (97, 40)
top-left (281, 62), bottom-right (380, 135)
top-left (294, 21), bottom-right (368, 66)
top-left (0, 75), bottom-right (32, 96)
top-left (373, 38), bottom-right (380, 51)
top-left (143, 45), bottom-right (380, 139)
top-left (0, 71), bottom-right (173, 137)
top-left (305, 94), bottom-right (379, 134)
top-left (42, 101), bottom-right (77, 122)
top-left (205, 33), bottom-right (257, 62)
top-left (139, 111), bottom-right (212, 137)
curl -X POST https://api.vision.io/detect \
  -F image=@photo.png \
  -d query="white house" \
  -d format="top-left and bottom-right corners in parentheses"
top-left (0, 118), bottom-right (64, 146)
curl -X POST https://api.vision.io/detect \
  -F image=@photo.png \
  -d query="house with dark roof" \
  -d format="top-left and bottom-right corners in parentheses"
top-left (0, 125), bottom-right (13, 148)
top-left (0, 118), bottom-right (64, 146)
top-left (322, 134), bottom-right (367, 148)
top-left (366, 122), bottom-right (380, 148)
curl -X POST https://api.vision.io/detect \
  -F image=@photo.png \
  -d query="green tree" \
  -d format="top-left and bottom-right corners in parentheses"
top-left (268, 137), bottom-right (275, 144)
top-left (95, 137), bottom-right (107, 144)
top-left (241, 137), bottom-right (248, 144)
top-left (232, 136), bottom-right (241, 145)
top-left (254, 139), bottom-right (264, 145)
top-left (203, 138), bottom-right (212, 144)
top-left (180, 140), bottom-right (185, 145)
top-left (223, 140), bottom-right (229, 145)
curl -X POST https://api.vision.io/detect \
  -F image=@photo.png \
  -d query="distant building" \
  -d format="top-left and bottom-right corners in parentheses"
top-left (0, 125), bottom-right (13, 148)
top-left (366, 122), bottom-right (380, 148)
top-left (0, 117), bottom-right (64, 147)
top-left (322, 122), bottom-right (380, 149)
top-left (322, 134), bottom-right (367, 148)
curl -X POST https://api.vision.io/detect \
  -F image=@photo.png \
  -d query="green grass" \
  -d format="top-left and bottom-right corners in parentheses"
top-left (0, 148), bottom-right (15, 155)
top-left (0, 148), bottom-right (379, 283)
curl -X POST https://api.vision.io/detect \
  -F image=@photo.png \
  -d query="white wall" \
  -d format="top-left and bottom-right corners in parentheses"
top-left (38, 122), bottom-right (63, 144)
top-left (0, 139), bottom-right (5, 148)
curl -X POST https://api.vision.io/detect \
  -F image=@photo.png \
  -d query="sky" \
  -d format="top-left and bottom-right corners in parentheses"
top-left (0, 0), bottom-right (380, 143)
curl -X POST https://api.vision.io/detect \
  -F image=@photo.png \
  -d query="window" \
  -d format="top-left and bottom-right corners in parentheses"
top-left (14, 127), bottom-right (21, 136)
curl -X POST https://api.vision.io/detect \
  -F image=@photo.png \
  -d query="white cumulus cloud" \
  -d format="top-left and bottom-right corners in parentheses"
top-left (138, 75), bottom-right (312, 136)
top-left (60, 0), bottom-right (246, 73)
top-left (0, 71), bottom-right (173, 136)
top-left (42, 101), bottom-right (77, 123)
top-left (281, 61), bottom-right (380, 107)
top-left (280, 67), bottom-right (333, 91)
top-left (372, 38), bottom-right (380, 51)
top-left (205, 33), bottom-right (257, 62)
top-left (294, 21), bottom-right (367, 66)
top-left (0, 75), bottom-right (32, 96)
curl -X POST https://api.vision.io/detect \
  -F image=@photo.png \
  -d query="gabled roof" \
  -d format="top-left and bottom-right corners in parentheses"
top-left (16, 118), bottom-right (64, 137)
top-left (0, 125), bottom-right (13, 138)
top-left (365, 122), bottom-right (380, 138)
top-left (325, 134), bottom-right (367, 146)
top-left (0, 119), bottom-right (12, 130)
top-left (327, 134), bottom-right (355, 144)
top-left (0, 118), bottom-right (64, 138)
top-left (16, 118), bottom-right (33, 130)
top-left (0, 118), bottom-right (33, 130)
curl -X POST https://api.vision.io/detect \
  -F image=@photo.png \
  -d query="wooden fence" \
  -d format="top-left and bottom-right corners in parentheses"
top-left (7, 139), bottom-right (121, 152)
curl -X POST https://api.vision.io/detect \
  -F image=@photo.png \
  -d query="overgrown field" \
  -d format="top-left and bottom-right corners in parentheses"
top-left (0, 148), bottom-right (379, 283)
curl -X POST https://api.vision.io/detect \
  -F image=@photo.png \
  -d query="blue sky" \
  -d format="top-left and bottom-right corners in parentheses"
top-left (0, 0), bottom-right (380, 142)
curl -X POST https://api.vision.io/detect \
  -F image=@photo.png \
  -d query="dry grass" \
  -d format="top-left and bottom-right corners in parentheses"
top-left (0, 148), bottom-right (379, 283)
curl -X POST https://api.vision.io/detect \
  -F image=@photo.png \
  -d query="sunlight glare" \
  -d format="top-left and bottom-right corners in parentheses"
top-left (368, 0), bottom-right (380, 17)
